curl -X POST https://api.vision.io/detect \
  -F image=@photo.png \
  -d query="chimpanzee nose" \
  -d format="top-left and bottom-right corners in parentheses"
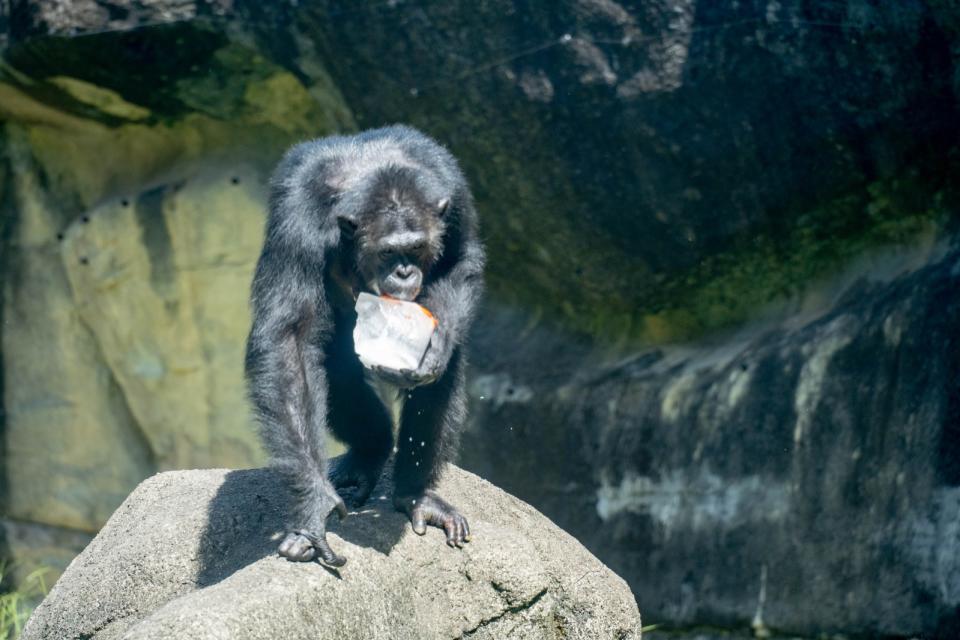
top-left (394, 264), bottom-right (415, 280)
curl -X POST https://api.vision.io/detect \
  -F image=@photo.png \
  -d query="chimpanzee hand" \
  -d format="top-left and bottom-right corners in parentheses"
top-left (394, 490), bottom-right (471, 548)
top-left (277, 486), bottom-right (349, 567)
top-left (370, 327), bottom-right (451, 389)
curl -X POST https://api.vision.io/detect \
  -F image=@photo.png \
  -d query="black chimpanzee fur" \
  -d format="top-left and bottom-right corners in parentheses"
top-left (245, 126), bottom-right (485, 566)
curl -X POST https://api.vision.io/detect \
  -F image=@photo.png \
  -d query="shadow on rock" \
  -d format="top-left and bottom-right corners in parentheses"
top-left (327, 460), bottom-right (409, 558)
top-left (197, 458), bottom-right (408, 586)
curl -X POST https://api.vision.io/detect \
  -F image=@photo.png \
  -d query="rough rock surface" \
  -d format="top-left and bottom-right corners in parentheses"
top-left (2, 0), bottom-right (234, 45)
top-left (21, 465), bottom-right (641, 640)
top-left (464, 237), bottom-right (960, 637)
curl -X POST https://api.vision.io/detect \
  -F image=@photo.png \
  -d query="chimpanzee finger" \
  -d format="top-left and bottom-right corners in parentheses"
top-left (375, 364), bottom-right (404, 377)
top-left (371, 365), bottom-right (413, 387)
top-left (456, 518), bottom-right (467, 547)
top-left (413, 368), bottom-right (438, 386)
top-left (412, 510), bottom-right (427, 535)
top-left (314, 537), bottom-right (347, 568)
top-left (444, 520), bottom-right (458, 547)
top-left (299, 530), bottom-right (346, 568)
top-left (463, 519), bottom-right (472, 542)
top-left (335, 497), bottom-right (348, 520)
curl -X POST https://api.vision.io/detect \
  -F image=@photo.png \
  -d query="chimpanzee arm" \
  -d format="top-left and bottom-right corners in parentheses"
top-left (417, 237), bottom-right (486, 376)
top-left (367, 200), bottom-right (485, 388)
top-left (245, 259), bottom-right (347, 566)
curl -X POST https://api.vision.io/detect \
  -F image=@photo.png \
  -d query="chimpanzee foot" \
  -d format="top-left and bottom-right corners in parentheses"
top-left (277, 529), bottom-right (347, 567)
top-left (278, 528), bottom-right (347, 567)
top-left (278, 531), bottom-right (317, 562)
top-left (329, 454), bottom-right (383, 508)
top-left (394, 489), bottom-right (471, 548)
top-left (278, 496), bottom-right (348, 566)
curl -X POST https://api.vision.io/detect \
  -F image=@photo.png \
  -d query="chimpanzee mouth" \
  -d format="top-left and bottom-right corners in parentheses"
top-left (368, 281), bottom-right (420, 302)
top-left (381, 287), bottom-right (420, 302)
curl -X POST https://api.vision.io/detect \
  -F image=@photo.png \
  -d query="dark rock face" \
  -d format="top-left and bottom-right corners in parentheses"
top-left (21, 465), bottom-right (641, 640)
top-left (4, 0), bottom-right (233, 43)
top-left (283, 0), bottom-right (959, 341)
top-left (463, 240), bottom-right (960, 637)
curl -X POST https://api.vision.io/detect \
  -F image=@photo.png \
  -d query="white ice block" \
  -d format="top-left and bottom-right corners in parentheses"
top-left (353, 292), bottom-right (437, 371)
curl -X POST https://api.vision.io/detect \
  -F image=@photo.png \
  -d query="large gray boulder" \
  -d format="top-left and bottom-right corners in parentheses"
top-left (21, 465), bottom-right (642, 639)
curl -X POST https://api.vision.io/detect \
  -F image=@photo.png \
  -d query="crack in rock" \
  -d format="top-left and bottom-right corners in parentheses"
top-left (460, 587), bottom-right (549, 638)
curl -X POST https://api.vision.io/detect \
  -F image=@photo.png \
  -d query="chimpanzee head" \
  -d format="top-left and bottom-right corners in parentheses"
top-left (336, 166), bottom-right (449, 301)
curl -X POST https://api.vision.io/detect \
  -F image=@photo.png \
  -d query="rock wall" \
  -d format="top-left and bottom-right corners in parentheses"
top-left (0, 12), bottom-right (355, 584)
top-left (1, 1), bottom-right (959, 637)
top-left (285, 0), bottom-right (958, 342)
top-left (463, 238), bottom-right (960, 637)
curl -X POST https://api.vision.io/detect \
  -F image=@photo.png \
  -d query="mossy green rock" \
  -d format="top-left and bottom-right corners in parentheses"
top-left (3, 164), bottom-right (278, 539)
top-left (1, 18), bottom-right (353, 582)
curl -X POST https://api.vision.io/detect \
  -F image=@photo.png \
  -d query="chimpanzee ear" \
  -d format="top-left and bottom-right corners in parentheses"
top-left (437, 198), bottom-right (451, 218)
top-left (337, 214), bottom-right (358, 239)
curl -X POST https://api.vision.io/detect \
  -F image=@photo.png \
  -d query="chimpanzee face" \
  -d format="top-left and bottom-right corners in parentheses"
top-left (338, 177), bottom-right (449, 301)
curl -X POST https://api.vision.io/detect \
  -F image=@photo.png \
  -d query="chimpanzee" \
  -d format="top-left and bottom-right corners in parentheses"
top-left (245, 125), bottom-right (485, 567)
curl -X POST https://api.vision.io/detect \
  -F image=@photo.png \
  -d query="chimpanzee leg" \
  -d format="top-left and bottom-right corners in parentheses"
top-left (393, 350), bottom-right (470, 547)
top-left (325, 329), bottom-right (393, 507)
